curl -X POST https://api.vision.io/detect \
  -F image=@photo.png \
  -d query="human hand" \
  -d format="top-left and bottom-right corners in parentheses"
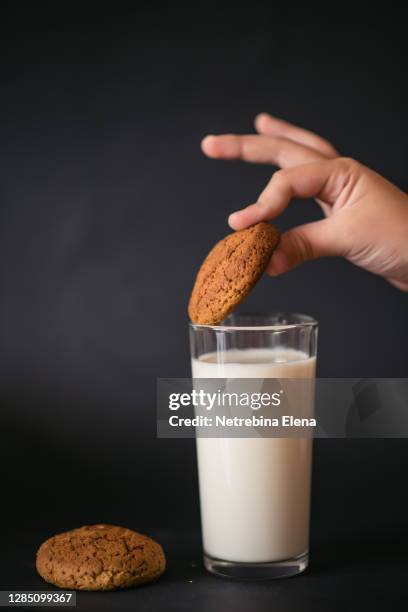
top-left (201, 114), bottom-right (408, 291)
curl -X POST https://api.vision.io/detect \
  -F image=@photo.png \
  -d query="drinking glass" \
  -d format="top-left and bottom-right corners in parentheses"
top-left (189, 312), bottom-right (318, 579)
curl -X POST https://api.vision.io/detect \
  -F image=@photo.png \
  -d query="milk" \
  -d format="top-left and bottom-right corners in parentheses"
top-left (192, 348), bottom-right (316, 563)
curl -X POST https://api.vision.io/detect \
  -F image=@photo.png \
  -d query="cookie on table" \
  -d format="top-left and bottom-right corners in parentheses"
top-left (36, 524), bottom-right (166, 591)
top-left (188, 222), bottom-right (280, 325)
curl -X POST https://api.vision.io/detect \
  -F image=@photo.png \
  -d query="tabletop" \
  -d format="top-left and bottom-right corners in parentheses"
top-left (3, 523), bottom-right (407, 612)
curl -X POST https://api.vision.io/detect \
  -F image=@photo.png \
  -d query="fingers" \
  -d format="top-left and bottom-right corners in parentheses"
top-left (267, 219), bottom-right (344, 275)
top-left (228, 159), bottom-right (347, 230)
top-left (255, 113), bottom-right (338, 158)
top-left (201, 134), bottom-right (326, 167)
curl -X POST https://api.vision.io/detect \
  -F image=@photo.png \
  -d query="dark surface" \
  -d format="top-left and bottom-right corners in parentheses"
top-left (0, 5), bottom-right (407, 610)
top-left (3, 513), bottom-right (408, 611)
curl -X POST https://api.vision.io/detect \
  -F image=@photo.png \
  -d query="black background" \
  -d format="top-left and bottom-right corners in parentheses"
top-left (1, 4), bottom-right (407, 610)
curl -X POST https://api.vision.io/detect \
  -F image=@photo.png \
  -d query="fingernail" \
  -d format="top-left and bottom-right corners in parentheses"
top-left (228, 211), bottom-right (243, 229)
top-left (201, 135), bottom-right (219, 153)
top-left (256, 112), bottom-right (270, 122)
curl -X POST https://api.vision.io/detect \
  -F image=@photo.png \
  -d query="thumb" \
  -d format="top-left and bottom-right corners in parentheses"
top-left (267, 218), bottom-right (343, 275)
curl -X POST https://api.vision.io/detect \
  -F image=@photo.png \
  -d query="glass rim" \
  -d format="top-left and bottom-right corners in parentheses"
top-left (189, 312), bottom-right (318, 332)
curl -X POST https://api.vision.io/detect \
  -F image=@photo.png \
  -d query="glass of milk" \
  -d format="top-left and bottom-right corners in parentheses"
top-left (189, 312), bottom-right (318, 579)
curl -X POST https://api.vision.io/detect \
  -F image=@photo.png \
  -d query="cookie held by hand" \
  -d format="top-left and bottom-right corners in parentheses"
top-left (188, 222), bottom-right (280, 325)
top-left (36, 524), bottom-right (166, 591)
